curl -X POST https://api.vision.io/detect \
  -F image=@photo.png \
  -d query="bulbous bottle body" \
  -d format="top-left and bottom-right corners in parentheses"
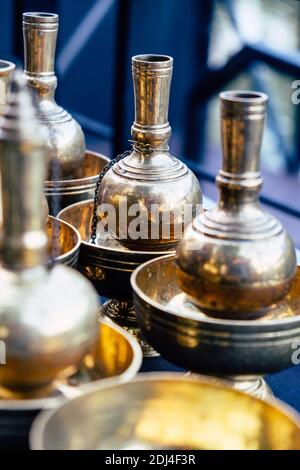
top-left (0, 265), bottom-right (99, 395)
top-left (177, 209), bottom-right (296, 317)
top-left (97, 150), bottom-right (201, 250)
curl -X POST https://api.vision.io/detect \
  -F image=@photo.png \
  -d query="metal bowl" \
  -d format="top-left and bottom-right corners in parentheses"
top-left (0, 319), bottom-right (142, 449)
top-left (131, 254), bottom-right (300, 376)
top-left (47, 216), bottom-right (81, 268)
top-left (30, 373), bottom-right (300, 450)
top-left (58, 199), bottom-right (174, 357)
top-left (58, 199), bottom-right (171, 299)
top-left (45, 151), bottom-right (110, 216)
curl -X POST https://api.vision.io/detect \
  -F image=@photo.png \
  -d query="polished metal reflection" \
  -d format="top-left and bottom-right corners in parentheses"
top-left (0, 60), bottom-right (16, 232)
top-left (46, 216), bottom-right (80, 268)
top-left (0, 319), bottom-right (141, 447)
top-left (131, 255), bottom-right (300, 395)
top-left (45, 150), bottom-right (110, 216)
top-left (30, 374), bottom-right (300, 450)
top-left (58, 199), bottom-right (173, 357)
top-left (103, 300), bottom-right (159, 358)
top-left (0, 60), bottom-right (15, 115)
top-left (0, 319), bottom-right (142, 404)
top-left (177, 91), bottom-right (296, 317)
top-left (0, 72), bottom-right (99, 397)
top-left (23, 12), bottom-right (85, 180)
top-left (97, 55), bottom-right (201, 250)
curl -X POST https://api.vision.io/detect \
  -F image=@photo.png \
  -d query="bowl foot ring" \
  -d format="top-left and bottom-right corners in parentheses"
top-left (183, 372), bottom-right (272, 400)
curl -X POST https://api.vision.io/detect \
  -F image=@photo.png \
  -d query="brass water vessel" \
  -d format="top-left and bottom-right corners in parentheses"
top-left (23, 12), bottom-right (85, 180)
top-left (22, 12), bottom-right (110, 215)
top-left (177, 91), bottom-right (296, 317)
top-left (0, 72), bottom-right (99, 396)
top-left (96, 54), bottom-right (201, 250)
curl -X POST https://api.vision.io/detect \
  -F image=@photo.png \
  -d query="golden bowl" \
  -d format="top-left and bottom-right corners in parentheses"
top-left (58, 199), bottom-right (173, 357)
top-left (0, 319), bottom-right (142, 449)
top-left (131, 255), bottom-right (300, 376)
top-left (30, 373), bottom-right (300, 450)
top-left (58, 199), bottom-right (172, 300)
top-left (45, 151), bottom-right (110, 216)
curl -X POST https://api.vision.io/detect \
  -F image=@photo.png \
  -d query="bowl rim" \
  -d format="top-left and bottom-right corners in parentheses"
top-left (0, 318), bottom-right (142, 411)
top-left (0, 60), bottom-right (16, 74)
top-left (44, 150), bottom-right (110, 186)
top-left (29, 371), bottom-right (300, 450)
top-left (131, 253), bottom-right (300, 329)
top-left (48, 215), bottom-right (81, 263)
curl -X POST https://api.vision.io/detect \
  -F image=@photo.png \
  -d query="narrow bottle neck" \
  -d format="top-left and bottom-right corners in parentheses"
top-left (131, 55), bottom-right (173, 150)
top-left (0, 74), bottom-right (48, 270)
top-left (23, 13), bottom-right (58, 101)
top-left (217, 91), bottom-right (267, 206)
top-left (0, 142), bottom-right (47, 269)
top-left (24, 72), bottom-right (57, 101)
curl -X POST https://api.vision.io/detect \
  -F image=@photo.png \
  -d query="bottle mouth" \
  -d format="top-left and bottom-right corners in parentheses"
top-left (220, 90), bottom-right (268, 104)
top-left (23, 12), bottom-right (59, 24)
top-left (0, 60), bottom-right (16, 73)
top-left (132, 54), bottom-right (173, 70)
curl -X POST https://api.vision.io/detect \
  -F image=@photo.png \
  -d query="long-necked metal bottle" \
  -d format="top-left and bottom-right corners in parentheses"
top-left (23, 12), bottom-right (85, 181)
top-left (0, 61), bottom-right (48, 228)
top-left (177, 91), bottom-right (296, 318)
top-left (96, 55), bottom-right (201, 251)
top-left (0, 60), bottom-right (16, 229)
top-left (0, 72), bottom-right (99, 397)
